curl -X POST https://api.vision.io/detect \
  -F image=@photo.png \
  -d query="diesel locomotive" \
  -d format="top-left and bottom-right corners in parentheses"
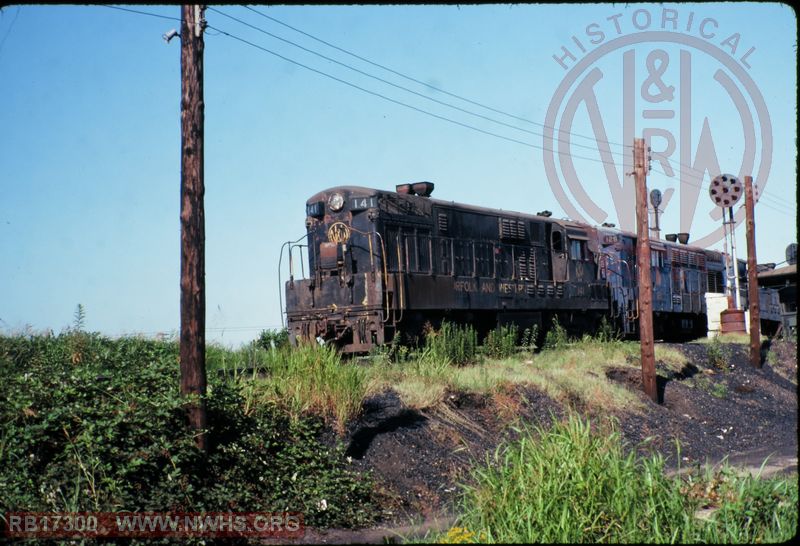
top-left (282, 182), bottom-right (740, 352)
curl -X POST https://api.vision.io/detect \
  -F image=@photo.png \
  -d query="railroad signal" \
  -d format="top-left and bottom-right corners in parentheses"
top-left (649, 189), bottom-right (662, 240)
top-left (709, 174), bottom-right (743, 208)
top-left (710, 173), bottom-right (743, 310)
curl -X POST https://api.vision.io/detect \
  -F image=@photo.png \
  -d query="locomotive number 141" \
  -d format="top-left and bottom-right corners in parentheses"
top-left (351, 197), bottom-right (377, 211)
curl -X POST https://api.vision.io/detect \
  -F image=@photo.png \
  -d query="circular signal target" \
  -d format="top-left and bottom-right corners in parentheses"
top-left (709, 174), bottom-right (743, 208)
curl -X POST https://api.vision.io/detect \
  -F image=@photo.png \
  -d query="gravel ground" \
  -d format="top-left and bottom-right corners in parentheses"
top-left (608, 340), bottom-right (797, 469)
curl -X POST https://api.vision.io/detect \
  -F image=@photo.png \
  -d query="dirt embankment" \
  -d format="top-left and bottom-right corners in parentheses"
top-left (314, 339), bottom-right (796, 542)
top-left (347, 342), bottom-right (797, 523)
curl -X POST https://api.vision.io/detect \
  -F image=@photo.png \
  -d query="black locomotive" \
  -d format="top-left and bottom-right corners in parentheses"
top-left (283, 182), bottom-right (744, 352)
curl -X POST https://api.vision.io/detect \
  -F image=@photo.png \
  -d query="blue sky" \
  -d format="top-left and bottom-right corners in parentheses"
top-left (1, 4), bottom-right (796, 346)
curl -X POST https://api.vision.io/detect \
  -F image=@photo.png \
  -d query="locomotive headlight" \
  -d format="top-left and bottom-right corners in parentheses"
top-left (328, 192), bottom-right (344, 212)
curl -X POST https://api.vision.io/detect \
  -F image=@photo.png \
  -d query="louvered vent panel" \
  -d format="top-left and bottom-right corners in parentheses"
top-left (518, 252), bottom-right (537, 281)
top-left (438, 213), bottom-right (448, 233)
top-left (499, 218), bottom-right (526, 240)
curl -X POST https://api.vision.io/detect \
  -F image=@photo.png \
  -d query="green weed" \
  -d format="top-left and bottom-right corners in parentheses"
top-left (483, 324), bottom-right (518, 359)
top-left (442, 415), bottom-right (797, 543)
top-left (424, 321), bottom-right (478, 366)
top-left (520, 325), bottom-right (539, 354)
top-left (706, 336), bottom-right (732, 371)
top-left (543, 316), bottom-right (570, 350)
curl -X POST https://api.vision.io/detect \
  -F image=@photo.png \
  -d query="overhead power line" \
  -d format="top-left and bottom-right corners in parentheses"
top-left (243, 5), bottom-right (633, 150)
top-left (100, 4), bottom-right (180, 22)
top-left (227, 6), bottom-right (791, 214)
top-left (207, 22), bottom-right (634, 170)
top-left (209, 22), bottom-right (792, 217)
top-left (209, 7), bottom-right (630, 161)
top-left (647, 166), bottom-right (793, 215)
top-left (100, 5), bottom-right (793, 218)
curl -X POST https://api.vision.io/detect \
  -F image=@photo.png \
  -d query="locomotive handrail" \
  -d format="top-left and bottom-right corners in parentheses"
top-left (599, 253), bottom-right (633, 285)
top-left (396, 234), bottom-right (405, 324)
top-left (289, 245), bottom-right (308, 279)
top-left (609, 286), bottom-right (622, 319)
top-left (337, 224), bottom-right (392, 323)
top-left (288, 244), bottom-right (308, 279)
top-left (278, 233), bottom-right (311, 329)
top-left (339, 224), bottom-right (376, 275)
top-left (628, 292), bottom-right (640, 321)
top-left (373, 231), bottom-right (392, 324)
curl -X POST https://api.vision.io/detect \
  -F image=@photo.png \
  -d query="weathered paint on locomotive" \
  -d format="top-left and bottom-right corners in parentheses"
top-left (595, 225), bottom-right (712, 338)
top-left (285, 184), bottom-right (784, 351)
top-left (286, 185), bottom-right (612, 352)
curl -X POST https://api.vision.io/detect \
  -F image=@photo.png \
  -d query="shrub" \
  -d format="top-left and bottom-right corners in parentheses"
top-left (0, 333), bottom-right (377, 528)
top-left (256, 328), bottom-right (290, 351)
top-left (706, 336), bottom-right (732, 371)
top-left (595, 315), bottom-right (620, 343)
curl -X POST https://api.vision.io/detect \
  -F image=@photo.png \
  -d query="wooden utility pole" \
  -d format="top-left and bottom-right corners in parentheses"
top-left (180, 4), bottom-right (207, 451)
top-left (744, 175), bottom-right (761, 368)
top-left (633, 138), bottom-right (658, 403)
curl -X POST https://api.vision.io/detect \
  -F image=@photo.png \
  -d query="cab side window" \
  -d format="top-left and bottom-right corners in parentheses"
top-left (569, 239), bottom-right (587, 261)
top-left (552, 231), bottom-right (564, 253)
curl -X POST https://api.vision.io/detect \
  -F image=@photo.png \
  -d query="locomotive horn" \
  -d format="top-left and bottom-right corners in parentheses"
top-left (677, 233), bottom-right (690, 244)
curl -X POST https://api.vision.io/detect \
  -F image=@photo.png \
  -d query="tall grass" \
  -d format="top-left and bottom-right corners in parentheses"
top-left (239, 344), bottom-right (367, 432)
top-left (368, 331), bottom-right (682, 413)
top-left (424, 321), bottom-right (478, 366)
top-left (367, 346), bottom-right (452, 409)
top-left (449, 415), bottom-right (798, 543)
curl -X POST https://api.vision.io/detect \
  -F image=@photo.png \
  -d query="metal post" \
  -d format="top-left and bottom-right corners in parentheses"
top-left (634, 138), bottom-right (658, 403)
top-left (721, 212), bottom-right (734, 309)
top-left (180, 4), bottom-right (207, 451)
top-left (729, 207), bottom-right (742, 309)
top-left (744, 176), bottom-right (761, 367)
top-left (652, 206), bottom-right (661, 240)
